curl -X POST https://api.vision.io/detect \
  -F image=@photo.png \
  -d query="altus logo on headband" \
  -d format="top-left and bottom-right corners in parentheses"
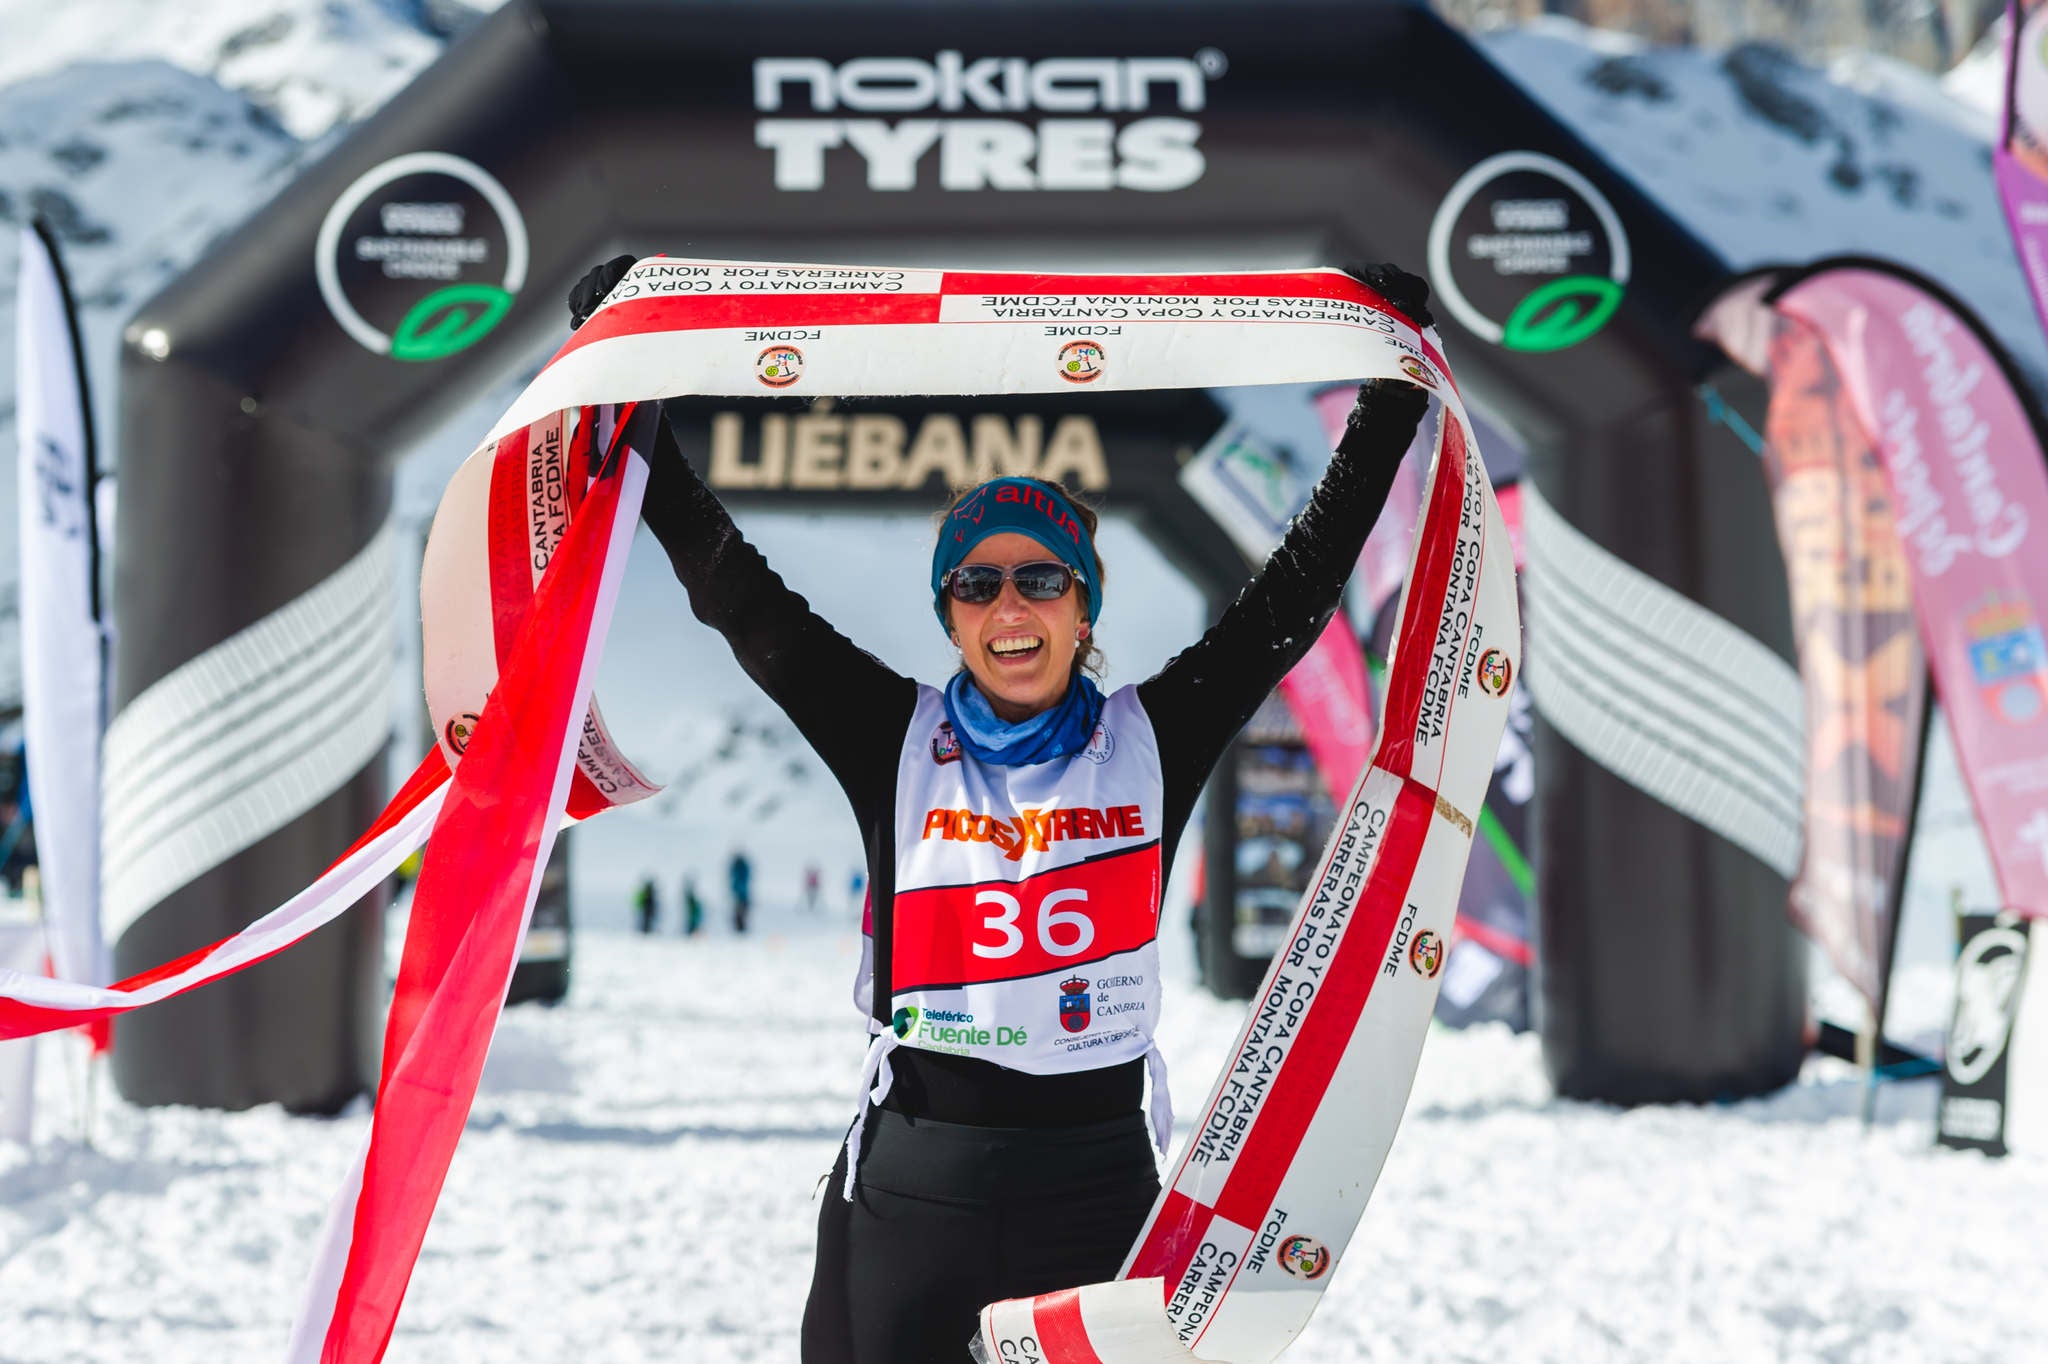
top-left (753, 50), bottom-right (1225, 193)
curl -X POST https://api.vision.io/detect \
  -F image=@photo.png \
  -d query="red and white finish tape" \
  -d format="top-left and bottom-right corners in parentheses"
top-left (289, 413), bottom-right (652, 1362)
top-left (0, 752), bottom-right (448, 1043)
top-left (422, 404), bottom-right (661, 817)
top-left (0, 258), bottom-right (1512, 1364)
top-left (971, 308), bottom-right (1517, 1358)
top-left (484, 260), bottom-right (1460, 434)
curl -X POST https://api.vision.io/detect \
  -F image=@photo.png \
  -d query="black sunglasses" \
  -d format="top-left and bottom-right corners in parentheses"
top-left (944, 561), bottom-right (1076, 605)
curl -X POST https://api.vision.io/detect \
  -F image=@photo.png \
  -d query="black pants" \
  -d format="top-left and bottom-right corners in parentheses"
top-left (801, 1109), bottom-right (1160, 1364)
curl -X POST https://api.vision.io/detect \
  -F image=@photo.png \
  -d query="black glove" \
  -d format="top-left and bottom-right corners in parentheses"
top-left (1342, 262), bottom-right (1434, 331)
top-left (568, 253), bottom-right (638, 329)
top-left (1341, 375), bottom-right (1430, 445)
top-left (1334, 263), bottom-right (1435, 433)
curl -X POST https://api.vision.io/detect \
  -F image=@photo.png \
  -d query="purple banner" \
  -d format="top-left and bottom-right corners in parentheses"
top-left (1700, 281), bottom-right (1930, 1001)
top-left (1998, 1), bottom-right (2048, 343)
top-left (1773, 263), bottom-right (2048, 922)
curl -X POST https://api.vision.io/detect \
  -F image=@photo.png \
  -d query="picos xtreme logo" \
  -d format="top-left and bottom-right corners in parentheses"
top-left (922, 802), bottom-right (1145, 862)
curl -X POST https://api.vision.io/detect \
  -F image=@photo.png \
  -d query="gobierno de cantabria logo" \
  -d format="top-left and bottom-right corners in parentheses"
top-left (316, 151), bottom-right (528, 362)
top-left (1427, 150), bottom-right (1630, 354)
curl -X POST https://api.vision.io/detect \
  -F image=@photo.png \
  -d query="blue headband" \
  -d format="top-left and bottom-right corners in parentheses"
top-left (932, 478), bottom-right (1101, 626)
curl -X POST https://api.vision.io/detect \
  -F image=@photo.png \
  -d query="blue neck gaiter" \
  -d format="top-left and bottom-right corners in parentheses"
top-left (943, 670), bottom-right (1106, 768)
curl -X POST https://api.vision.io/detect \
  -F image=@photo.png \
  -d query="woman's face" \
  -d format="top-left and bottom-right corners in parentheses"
top-left (946, 532), bottom-right (1089, 722)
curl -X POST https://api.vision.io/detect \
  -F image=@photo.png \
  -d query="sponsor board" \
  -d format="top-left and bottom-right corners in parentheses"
top-left (1938, 914), bottom-right (2031, 1156)
top-left (1179, 423), bottom-right (1311, 562)
top-left (752, 50), bottom-right (1227, 192)
top-left (1226, 695), bottom-right (1334, 973)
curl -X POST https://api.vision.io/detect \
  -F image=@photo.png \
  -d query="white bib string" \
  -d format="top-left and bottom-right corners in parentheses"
top-left (840, 1022), bottom-right (900, 1201)
top-left (1144, 1043), bottom-right (1173, 1158)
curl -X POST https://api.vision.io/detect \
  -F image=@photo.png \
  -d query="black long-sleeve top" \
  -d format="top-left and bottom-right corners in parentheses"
top-left (641, 384), bottom-right (1427, 1128)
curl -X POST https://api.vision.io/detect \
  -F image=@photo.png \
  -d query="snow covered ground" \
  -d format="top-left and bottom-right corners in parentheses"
top-left (3, 909), bottom-right (2042, 1362)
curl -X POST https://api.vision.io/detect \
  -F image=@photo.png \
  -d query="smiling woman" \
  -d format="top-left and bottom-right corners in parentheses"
top-left (934, 477), bottom-right (1108, 723)
top-left (567, 253), bottom-right (1439, 1363)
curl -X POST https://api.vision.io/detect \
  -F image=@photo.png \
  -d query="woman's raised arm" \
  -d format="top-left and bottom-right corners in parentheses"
top-left (1138, 376), bottom-right (1429, 834)
top-left (637, 409), bottom-right (917, 804)
top-left (567, 254), bottom-right (916, 797)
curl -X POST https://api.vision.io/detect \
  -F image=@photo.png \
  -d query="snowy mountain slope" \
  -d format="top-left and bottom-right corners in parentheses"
top-left (0, 0), bottom-right (470, 510)
top-left (0, 0), bottom-right (450, 141)
top-left (0, 61), bottom-right (305, 706)
top-left (0, 61), bottom-right (301, 345)
top-left (1483, 18), bottom-right (2043, 382)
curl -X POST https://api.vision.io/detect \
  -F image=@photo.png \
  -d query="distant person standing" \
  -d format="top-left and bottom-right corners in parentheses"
top-left (728, 851), bottom-right (752, 935)
top-left (847, 867), bottom-right (866, 917)
top-left (682, 878), bottom-right (705, 937)
top-left (802, 864), bottom-right (821, 914)
top-left (633, 876), bottom-right (659, 935)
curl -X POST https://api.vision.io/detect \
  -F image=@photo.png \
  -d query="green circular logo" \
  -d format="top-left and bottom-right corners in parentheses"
top-left (891, 1006), bottom-right (919, 1039)
top-left (315, 152), bottom-right (528, 362)
top-left (1427, 151), bottom-right (1630, 354)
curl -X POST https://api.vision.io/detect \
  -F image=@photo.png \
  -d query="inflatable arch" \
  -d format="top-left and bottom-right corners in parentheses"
top-left (109, 0), bottom-right (1803, 1110)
